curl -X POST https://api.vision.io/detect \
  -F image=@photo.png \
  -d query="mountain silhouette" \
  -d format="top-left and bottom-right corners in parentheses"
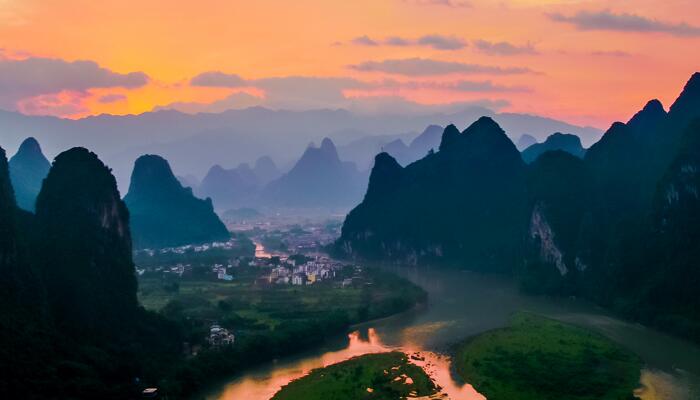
top-left (335, 72), bottom-right (700, 342)
top-left (9, 137), bottom-right (50, 211)
top-left (521, 132), bottom-right (585, 163)
top-left (339, 117), bottom-right (527, 270)
top-left (124, 154), bottom-right (230, 248)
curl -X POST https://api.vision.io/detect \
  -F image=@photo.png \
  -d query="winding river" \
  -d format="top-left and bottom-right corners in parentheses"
top-left (202, 265), bottom-right (700, 400)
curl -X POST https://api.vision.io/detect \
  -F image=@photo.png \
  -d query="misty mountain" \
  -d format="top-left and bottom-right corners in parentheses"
top-left (177, 174), bottom-right (200, 189)
top-left (124, 154), bottom-right (230, 248)
top-left (261, 138), bottom-right (367, 209)
top-left (0, 106), bottom-right (602, 191)
top-left (337, 131), bottom-right (417, 170)
top-left (382, 125), bottom-right (443, 166)
top-left (198, 162), bottom-right (260, 210)
top-left (253, 156), bottom-right (282, 185)
top-left (8, 137), bottom-right (50, 211)
top-left (521, 132), bottom-right (586, 163)
top-left (516, 134), bottom-right (537, 151)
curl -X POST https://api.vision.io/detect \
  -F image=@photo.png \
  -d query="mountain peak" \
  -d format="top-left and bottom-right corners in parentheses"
top-left (320, 137), bottom-right (337, 154)
top-left (208, 164), bottom-right (226, 174)
top-left (374, 151), bottom-right (401, 169)
top-left (253, 155), bottom-right (281, 185)
top-left (35, 146), bottom-right (138, 336)
top-left (236, 162), bottom-right (252, 172)
top-left (125, 154), bottom-right (229, 248)
top-left (363, 152), bottom-right (404, 203)
top-left (627, 99), bottom-right (667, 133)
top-left (16, 137), bottom-right (43, 156)
top-left (516, 134), bottom-right (537, 151)
top-left (668, 72), bottom-right (700, 125)
top-left (127, 154), bottom-right (183, 200)
top-left (410, 124), bottom-right (443, 152)
top-left (255, 156), bottom-right (276, 169)
top-left (643, 99), bottom-right (665, 113)
top-left (439, 124), bottom-right (460, 151)
top-left (463, 116), bottom-right (502, 135)
top-left (9, 137), bottom-right (51, 211)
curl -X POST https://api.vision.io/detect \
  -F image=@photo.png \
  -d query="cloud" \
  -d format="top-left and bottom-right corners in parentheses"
top-left (154, 92), bottom-right (263, 114)
top-left (177, 73), bottom-right (522, 114)
top-left (344, 96), bottom-right (508, 115)
top-left (590, 50), bottom-right (632, 57)
top-left (348, 57), bottom-right (533, 76)
top-left (0, 57), bottom-right (149, 110)
top-left (190, 71), bottom-right (248, 87)
top-left (375, 78), bottom-right (530, 93)
top-left (473, 40), bottom-right (537, 56)
top-left (351, 35), bottom-right (378, 46)
top-left (447, 80), bottom-right (530, 92)
top-left (349, 34), bottom-right (467, 50)
top-left (16, 90), bottom-right (90, 117)
top-left (97, 93), bottom-right (128, 103)
top-left (403, 0), bottom-right (471, 8)
top-left (548, 10), bottom-right (700, 37)
top-left (416, 34), bottom-right (467, 50)
top-left (385, 36), bottom-right (411, 46)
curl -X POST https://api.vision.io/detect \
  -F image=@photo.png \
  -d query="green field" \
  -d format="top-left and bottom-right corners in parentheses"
top-left (136, 266), bottom-right (427, 396)
top-left (138, 266), bottom-right (425, 340)
top-left (455, 312), bottom-right (642, 400)
top-left (271, 352), bottom-right (437, 400)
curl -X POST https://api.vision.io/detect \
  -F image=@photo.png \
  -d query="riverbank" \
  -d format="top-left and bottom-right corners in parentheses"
top-left (137, 266), bottom-right (426, 397)
top-left (200, 267), bottom-right (700, 400)
top-left (454, 312), bottom-right (642, 400)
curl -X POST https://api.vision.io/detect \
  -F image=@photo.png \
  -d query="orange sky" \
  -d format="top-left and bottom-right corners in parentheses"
top-left (0, 0), bottom-right (699, 127)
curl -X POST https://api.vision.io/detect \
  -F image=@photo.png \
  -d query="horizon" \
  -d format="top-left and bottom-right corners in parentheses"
top-left (1, 1), bottom-right (699, 128)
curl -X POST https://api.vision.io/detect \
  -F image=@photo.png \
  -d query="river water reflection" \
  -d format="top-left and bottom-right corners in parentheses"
top-left (203, 266), bottom-right (700, 400)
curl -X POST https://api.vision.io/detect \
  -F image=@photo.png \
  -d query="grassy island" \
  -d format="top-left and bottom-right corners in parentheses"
top-left (455, 312), bottom-right (642, 400)
top-left (271, 352), bottom-right (438, 400)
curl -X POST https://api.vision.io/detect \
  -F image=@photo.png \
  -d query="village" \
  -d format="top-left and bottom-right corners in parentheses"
top-left (135, 230), bottom-right (366, 353)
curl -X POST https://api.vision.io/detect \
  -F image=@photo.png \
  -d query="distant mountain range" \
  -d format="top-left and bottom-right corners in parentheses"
top-left (0, 106), bottom-right (602, 190)
top-left (336, 72), bottom-right (700, 342)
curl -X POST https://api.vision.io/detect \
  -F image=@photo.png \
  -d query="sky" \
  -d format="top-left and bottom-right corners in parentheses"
top-left (0, 0), bottom-right (699, 128)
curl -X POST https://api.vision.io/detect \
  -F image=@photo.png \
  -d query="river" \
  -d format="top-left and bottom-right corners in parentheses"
top-left (202, 265), bottom-right (700, 400)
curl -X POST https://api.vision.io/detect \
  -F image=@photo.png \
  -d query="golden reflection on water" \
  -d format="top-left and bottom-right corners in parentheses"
top-left (400, 321), bottom-right (456, 347)
top-left (209, 327), bottom-right (485, 400)
top-left (635, 369), bottom-right (693, 400)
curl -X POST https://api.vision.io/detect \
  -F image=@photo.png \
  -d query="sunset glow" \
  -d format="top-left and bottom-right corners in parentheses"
top-left (1, 0), bottom-right (699, 127)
